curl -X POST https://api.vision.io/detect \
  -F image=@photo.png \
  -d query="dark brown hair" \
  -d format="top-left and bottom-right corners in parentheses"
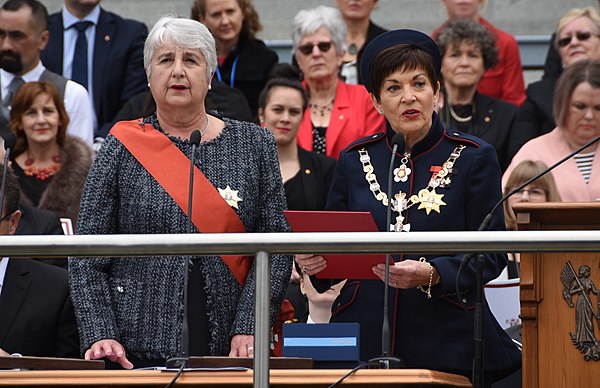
top-left (553, 59), bottom-right (600, 129)
top-left (10, 81), bottom-right (69, 154)
top-left (368, 44), bottom-right (439, 101)
top-left (435, 19), bottom-right (499, 70)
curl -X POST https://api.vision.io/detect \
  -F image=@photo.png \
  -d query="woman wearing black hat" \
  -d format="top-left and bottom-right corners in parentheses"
top-left (296, 29), bottom-right (520, 383)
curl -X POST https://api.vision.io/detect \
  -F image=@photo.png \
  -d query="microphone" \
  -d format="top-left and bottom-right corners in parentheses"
top-left (187, 130), bottom-right (202, 234)
top-left (458, 134), bottom-right (600, 272)
top-left (166, 129), bottom-right (202, 370)
top-left (0, 133), bottom-right (16, 219)
top-left (454, 134), bottom-right (600, 388)
top-left (369, 133), bottom-right (405, 369)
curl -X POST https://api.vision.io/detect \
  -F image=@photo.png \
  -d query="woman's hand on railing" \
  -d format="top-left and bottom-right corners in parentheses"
top-left (85, 339), bottom-right (133, 369)
top-left (229, 334), bottom-right (254, 358)
top-left (295, 254), bottom-right (327, 276)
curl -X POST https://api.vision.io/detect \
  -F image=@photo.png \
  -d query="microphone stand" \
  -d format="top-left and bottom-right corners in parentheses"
top-left (455, 134), bottom-right (600, 388)
top-left (368, 133), bottom-right (404, 369)
top-left (0, 134), bottom-right (15, 218)
top-left (166, 130), bottom-right (202, 370)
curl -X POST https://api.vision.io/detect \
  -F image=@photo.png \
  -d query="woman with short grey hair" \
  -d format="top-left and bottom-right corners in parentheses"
top-left (292, 6), bottom-right (346, 56)
top-left (143, 15), bottom-right (217, 81)
top-left (70, 15), bottom-right (292, 368)
top-left (291, 5), bottom-right (384, 159)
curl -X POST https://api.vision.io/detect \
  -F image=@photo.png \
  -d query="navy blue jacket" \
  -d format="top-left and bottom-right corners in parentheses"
top-left (42, 9), bottom-right (148, 138)
top-left (325, 114), bottom-right (521, 380)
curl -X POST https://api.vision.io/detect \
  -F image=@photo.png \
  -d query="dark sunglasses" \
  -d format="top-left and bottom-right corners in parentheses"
top-left (557, 31), bottom-right (598, 48)
top-left (297, 41), bottom-right (333, 55)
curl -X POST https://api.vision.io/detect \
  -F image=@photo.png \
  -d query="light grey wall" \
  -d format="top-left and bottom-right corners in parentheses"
top-left (41, 0), bottom-right (596, 38)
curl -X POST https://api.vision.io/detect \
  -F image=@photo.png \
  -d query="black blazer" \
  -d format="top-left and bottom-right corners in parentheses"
top-left (16, 203), bottom-right (67, 268)
top-left (441, 92), bottom-right (517, 172)
top-left (218, 33), bottom-right (278, 114)
top-left (356, 21), bottom-right (387, 85)
top-left (543, 33), bottom-right (562, 80)
top-left (16, 202), bottom-right (63, 236)
top-left (0, 259), bottom-right (79, 357)
top-left (509, 78), bottom-right (556, 159)
top-left (290, 147), bottom-right (336, 210)
top-left (42, 8), bottom-right (148, 138)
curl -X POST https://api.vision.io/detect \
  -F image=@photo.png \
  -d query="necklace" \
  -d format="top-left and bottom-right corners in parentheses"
top-left (348, 43), bottom-right (358, 56)
top-left (447, 96), bottom-right (472, 123)
top-left (309, 98), bottom-right (334, 117)
top-left (200, 114), bottom-right (210, 138)
top-left (358, 145), bottom-right (465, 232)
top-left (24, 153), bottom-right (61, 181)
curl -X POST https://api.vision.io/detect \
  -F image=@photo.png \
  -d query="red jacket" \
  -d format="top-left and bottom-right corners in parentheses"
top-left (297, 80), bottom-right (385, 159)
top-left (433, 17), bottom-right (525, 107)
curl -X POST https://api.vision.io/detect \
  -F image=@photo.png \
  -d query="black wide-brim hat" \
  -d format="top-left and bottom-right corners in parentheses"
top-left (359, 29), bottom-right (441, 94)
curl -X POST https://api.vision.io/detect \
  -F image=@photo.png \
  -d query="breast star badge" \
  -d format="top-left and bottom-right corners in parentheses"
top-left (218, 185), bottom-right (242, 209)
top-left (416, 188), bottom-right (446, 215)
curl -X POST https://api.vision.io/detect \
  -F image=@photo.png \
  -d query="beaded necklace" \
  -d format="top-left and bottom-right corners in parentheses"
top-left (24, 153), bottom-right (61, 181)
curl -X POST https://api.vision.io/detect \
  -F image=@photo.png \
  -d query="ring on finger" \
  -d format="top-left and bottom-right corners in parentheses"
top-left (303, 266), bottom-right (308, 273)
top-left (392, 282), bottom-right (397, 287)
top-left (247, 346), bottom-right (254, 352)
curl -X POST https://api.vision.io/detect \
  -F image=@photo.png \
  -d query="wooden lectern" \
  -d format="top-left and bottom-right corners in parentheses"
top-left (514, 202), bottom-right (600, 388)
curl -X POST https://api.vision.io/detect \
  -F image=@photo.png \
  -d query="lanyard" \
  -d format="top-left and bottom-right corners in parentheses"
top-left (215, 55), bottom-right (240, 88)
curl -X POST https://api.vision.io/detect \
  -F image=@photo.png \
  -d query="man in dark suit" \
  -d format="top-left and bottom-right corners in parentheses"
top-left (0, 165), bottom-right (79, 358)
top-left (41, 0), bottom-right (148, 141)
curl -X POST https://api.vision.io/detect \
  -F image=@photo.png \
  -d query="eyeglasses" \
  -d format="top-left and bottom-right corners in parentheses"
top-left (557, 31), bottom-right (598, 48)
top-left (297, 41), bottom-right (333, 56)
top-left (511, 187), bottom-right (547, 199)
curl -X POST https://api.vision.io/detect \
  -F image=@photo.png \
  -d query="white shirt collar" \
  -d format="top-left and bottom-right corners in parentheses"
top-left (62, 5), bottom-right (101, 29)
top-left (1, 61), bottom-right (46, 97)
top-left (0, 257), bottom-right (10, 298)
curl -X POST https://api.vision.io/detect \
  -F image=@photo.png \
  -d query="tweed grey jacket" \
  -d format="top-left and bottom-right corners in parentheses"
top-left (69, 115), bottom-right (292, 359)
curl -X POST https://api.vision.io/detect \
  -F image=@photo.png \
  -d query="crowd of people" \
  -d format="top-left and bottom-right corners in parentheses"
top-left (0, 0), bottom-right (598, 386)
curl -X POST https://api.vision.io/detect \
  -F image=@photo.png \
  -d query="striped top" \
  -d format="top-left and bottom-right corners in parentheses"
top-left (574, 152), bottom-right (595, 184)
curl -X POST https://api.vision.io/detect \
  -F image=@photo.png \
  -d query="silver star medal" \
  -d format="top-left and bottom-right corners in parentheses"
top-left (218, 185), bottom-right (243, 209)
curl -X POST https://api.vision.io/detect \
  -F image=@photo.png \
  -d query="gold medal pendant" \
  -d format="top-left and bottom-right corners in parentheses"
top-left (416, 188), bottom-right (446, 215)
top-left (393, 164), bottom-right (411, 183)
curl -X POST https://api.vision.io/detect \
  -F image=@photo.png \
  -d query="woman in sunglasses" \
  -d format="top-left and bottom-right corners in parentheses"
top-left (504, 59), bottom-right (600, 202)
top-left (291, 6), bottom-right (385, 159)
top-left (510, 7), bottom-right (600, 159)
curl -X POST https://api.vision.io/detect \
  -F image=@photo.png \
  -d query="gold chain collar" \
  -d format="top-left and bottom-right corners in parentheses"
top-left (358, 145), bottom-right (466, 229)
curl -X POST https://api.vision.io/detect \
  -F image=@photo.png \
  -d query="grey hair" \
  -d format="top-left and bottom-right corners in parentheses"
top-left (291, 6), bottom-right (346, 56)
top-left (144, 15), bottom-right (217, 82)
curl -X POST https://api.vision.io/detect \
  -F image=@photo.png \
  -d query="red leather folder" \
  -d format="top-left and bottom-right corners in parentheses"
top-left (284, 210), bottom-right (386, 280)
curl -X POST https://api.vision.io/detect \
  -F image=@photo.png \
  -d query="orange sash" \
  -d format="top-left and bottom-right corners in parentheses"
top-left (111, 120), bottom-right (252, 285)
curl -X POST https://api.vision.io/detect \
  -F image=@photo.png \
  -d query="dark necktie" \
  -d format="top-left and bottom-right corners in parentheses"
top-left (2, 76), bottom-right (24, 120)
top-left (71, 21), bottom-right (93, 90)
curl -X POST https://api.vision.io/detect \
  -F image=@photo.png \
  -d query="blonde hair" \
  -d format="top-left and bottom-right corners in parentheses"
top-left (556, 7), bottom-right (600, 47)
top-left (503, 160), bottom-right (562, 230)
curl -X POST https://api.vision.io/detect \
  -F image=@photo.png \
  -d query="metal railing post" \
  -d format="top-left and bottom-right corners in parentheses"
top-left (254, 250), bottom-right (270, 388)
